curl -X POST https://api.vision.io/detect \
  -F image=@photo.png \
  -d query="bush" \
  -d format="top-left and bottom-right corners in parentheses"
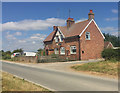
top-left (50, 53), bottom-right (59, 58)
top-left (102, 48), bottom-right (120, 61)
top-left (43, 50), bottom-right (45, 56)
top-left (2, 54), bottom-right (11, 60)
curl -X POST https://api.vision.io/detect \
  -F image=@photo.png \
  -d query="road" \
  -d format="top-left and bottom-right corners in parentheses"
top-left (2, 61), bottom-right (118, 91)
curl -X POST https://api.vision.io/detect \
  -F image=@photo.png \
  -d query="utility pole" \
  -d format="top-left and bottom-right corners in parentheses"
top-left (69, 9), bottom-right (71, 18)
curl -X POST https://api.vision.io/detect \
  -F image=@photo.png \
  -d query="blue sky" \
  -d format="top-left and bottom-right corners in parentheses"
top-left (2, 2), bottom-right (118, 52)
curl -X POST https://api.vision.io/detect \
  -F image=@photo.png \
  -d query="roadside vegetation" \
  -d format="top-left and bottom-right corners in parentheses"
top-left (103, 33), bottom-right (120, 47)
top-left (71, 60), bottom-right (118, 76)
top-left (1, 49), bottom-right (23, 60)
top-left (71, 48), bottom-right (120, 78)
top-left (2, 71), bottom-right (53, 92)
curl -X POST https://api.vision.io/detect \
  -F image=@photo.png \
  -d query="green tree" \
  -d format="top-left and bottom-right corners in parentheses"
top-left (2, 50), bottom-right (12, 60)
top-left (103, 33), bottom-right (120, 47)
top-left (37, 48), bottom-right (43, 56)
top-left (12, 48), bottom-right (23, 55)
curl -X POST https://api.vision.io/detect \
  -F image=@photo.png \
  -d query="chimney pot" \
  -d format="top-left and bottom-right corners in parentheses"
top-left (90, 10), bottom-right (93, 13)
top-left (66, 17), bottom-right (75, 28)
top-left (53, 26), bottom-right (58, 31)
top-left (88, 10), bottom-right (94, 20)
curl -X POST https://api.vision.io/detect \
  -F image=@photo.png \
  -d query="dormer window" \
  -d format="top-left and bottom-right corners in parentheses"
top-left (86, 32), bottom-right (90, 40)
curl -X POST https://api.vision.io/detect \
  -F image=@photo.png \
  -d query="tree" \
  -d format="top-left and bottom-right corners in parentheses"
top-left (37, 48), bottom-right (43, 56)
top-left (5, 51), bottom-right (11, 55)
top-left (12, 48), bottom-right (23, 55)
top-left (1, 50), bottom-right (4, 53)
top-left (2, 50), bottom-right (11, 60)
top-left (103, 33), bottom-right (120, 47)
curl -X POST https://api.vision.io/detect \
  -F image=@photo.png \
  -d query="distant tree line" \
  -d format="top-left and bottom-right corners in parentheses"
top-left (0, 48), bottom-right (46, 60)
top-left (103, 33), bottom-right (120, 47)
top-left (0, 48), bottom-right (24, 60)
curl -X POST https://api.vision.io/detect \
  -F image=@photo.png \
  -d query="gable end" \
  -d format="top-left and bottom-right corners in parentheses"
top-left (79, 19), bottom-right (105, 39)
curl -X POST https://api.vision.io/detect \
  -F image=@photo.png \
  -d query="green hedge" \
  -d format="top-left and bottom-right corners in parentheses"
top-left (102, 48), bottom-right (120, 61)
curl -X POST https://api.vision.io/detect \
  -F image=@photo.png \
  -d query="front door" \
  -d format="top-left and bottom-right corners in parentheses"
top-left (46, 49), bottom-right (48, 56)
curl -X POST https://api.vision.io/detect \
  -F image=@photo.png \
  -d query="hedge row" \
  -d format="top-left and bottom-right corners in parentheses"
top-left (102, 48), bottom-right (120, 61)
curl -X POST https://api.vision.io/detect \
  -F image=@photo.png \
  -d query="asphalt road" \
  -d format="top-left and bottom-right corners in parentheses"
top-left (2, 61), bottom-right (118, 91)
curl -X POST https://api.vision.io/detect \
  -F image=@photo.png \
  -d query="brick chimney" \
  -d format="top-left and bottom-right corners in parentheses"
top-left (88, 10), bottom-right (94, 20)
top-left (53, 26), bottom-right (58, 31)
top-left (66, 18), bottom-right (75, 28)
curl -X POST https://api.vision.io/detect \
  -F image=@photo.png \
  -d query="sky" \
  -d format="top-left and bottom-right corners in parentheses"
top-left (2, 2), bottom-right (118, 52)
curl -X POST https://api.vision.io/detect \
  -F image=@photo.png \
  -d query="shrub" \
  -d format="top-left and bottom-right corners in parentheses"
top-left (50, 53), bottom-right (59, 58)
top-left (2, 54), bottom-right (11, 60)
top-left (102, 48), bottom-right (120, 61)
top-left (43, 50), bottom-right (45, 56)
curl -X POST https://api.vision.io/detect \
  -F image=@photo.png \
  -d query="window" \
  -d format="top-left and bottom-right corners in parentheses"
top-left (70, 46), bottom-right (76, 54)
top-left (60, 47), bottom-right (65, 55)
top-left (55, 36), bottom-right (59, 42)
top-left (54, 48), bottom-right (59, 54)
top-left (60, 35), bottom-right (63, 42)
top-left (86, 32), bottom-right (90, 40)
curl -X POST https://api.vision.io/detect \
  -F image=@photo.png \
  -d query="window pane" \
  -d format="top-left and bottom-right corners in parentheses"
top-left (60, 47), bottom-right (65, 54)
top-left (55, 36), bottom-right (59, 42)
top-left (55, 48), bottom-right (59, 54)
top-left (70, 46), bottom-right (76, 54)
top-left (86, 32), bottom-right (90, 40)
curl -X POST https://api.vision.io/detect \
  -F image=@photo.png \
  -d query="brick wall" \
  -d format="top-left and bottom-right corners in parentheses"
top-left (80, 21), bottom-right (104, 60)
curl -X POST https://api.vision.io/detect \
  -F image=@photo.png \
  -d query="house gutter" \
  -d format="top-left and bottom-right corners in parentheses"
top-left (78, 35), bottom-right (81, 60)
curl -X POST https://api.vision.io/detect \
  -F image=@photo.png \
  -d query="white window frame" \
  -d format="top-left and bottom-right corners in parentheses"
top-left (70, 46), bottom-right (76, 54)
top-left (60, 35), bottom-right (63, 42)
top-left (86, 32), bottom-right (90, 40)
top-left (54, 48), bottom-right (59, 54)
top-left (55, 36), bottom-right (59, 42)
top-left (60, 47), bottom-right (65, 55)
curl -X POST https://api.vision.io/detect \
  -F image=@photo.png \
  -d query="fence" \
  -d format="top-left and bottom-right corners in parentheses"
top-left (12, 55), bottom-right (76, 63)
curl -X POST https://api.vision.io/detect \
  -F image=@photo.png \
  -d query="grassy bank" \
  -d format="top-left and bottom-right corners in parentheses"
top-left (2, 71), bottom-right (53, 92)
top-left (71, 61), bottom-right (118, 77)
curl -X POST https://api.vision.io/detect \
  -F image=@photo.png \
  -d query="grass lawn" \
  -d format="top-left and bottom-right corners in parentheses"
top-left (71, 61), bottom-right (119, 78)
top-left (2, 71), bottom-right (53, 92)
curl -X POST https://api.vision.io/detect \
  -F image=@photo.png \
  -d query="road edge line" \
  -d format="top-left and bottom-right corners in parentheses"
top-left (2, 70), bottom-right (56, 92)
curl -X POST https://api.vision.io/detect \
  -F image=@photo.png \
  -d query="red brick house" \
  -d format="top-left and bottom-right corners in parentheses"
top-left (43, 10), bottom-right (105, 60)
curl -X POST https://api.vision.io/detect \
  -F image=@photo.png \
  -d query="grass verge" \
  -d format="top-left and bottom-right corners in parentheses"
top-left (2, 71), bottom-right (53, 92)
top-left (71, 61), bottom-right (119, 78)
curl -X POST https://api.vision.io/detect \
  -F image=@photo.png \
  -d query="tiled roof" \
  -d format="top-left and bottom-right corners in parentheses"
top-left (59, 20), bottom-right (89, 37)
top-left (44, 19), bottom-right (89, 42)
top-left (104, 41), bottom-right (113, 48)
top-left (43, 30), bottom-right (56, 42)
top-left (104, 41), bottom-right (110, 48)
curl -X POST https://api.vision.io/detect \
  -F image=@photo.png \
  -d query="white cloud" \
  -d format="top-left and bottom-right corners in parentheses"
top-left (6, 31), bottom-right (16, 40)
top-left (18, 40), bottom-right (26, 43)
top-left (3, 33), bottom-right (47, 52)
top-left (111, 32), bottom-right (118, 37)
top-left (14, 32), bottom-right (22, 36)
top-left (2, 18), bottom-right (66, 31)
top-left (32, 41), bottom-right (36, 44)
top-left (75, 18), bottom-right (87, 23)
top-left (100, 27), bottom-right (118, 37)
top-left (100, 27), bottom-right (118, 32)
top-left (105, 17), bottom-right (118, 21)
top-left (112, 9), bottom-right (118, 14)
top-left (30, 33), bottom-right (47, 40)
